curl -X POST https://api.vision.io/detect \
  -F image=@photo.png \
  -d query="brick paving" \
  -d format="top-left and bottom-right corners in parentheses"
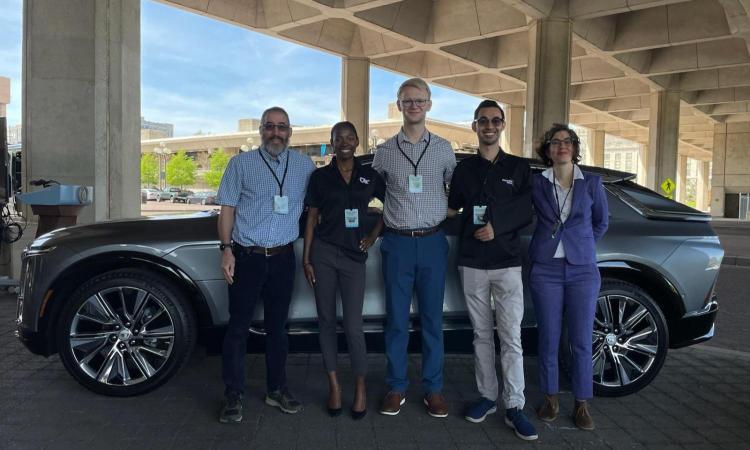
top-left (2, 294), bottom-right (750, 449)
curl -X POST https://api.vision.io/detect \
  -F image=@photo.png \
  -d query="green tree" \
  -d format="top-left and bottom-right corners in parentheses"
top-left (204, 149), bottom-right (231, 189)
top-left (140, 153), bottom-right (158, 187)
top-left (165, 151), bottom-right (197, 188)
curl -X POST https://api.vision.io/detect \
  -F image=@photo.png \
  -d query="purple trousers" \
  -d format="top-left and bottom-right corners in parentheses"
top-left (529, 259), bottom-right (600, 400)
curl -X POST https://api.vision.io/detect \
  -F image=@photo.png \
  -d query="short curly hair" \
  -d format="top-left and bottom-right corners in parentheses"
top-left (536, 123), bottom-right (582, 167)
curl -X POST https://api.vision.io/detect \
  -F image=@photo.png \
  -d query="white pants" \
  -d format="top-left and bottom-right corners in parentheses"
top-left (459, 265), bottom-right (525, 409)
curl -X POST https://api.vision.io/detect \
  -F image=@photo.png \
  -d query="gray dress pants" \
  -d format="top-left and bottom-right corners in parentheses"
top-left (310, 238), bottom-right (367, 376)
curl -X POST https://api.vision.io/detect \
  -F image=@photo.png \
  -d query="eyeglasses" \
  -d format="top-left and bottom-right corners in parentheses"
top-left (474, 117), bottom-right (505, 127)
top-left (399, 99), bottom-right (429, 108)
top-left (549, 138), bottom-right (574, 147)
top-left (262, 123), bottom-right (290, 132)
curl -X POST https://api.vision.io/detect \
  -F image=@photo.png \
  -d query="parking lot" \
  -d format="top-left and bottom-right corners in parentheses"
top-left (1, 227), bottom-right (749, 449)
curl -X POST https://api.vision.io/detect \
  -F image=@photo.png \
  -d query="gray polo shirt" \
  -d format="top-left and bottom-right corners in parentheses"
top-left (372, 129), bottom-right (456, 230)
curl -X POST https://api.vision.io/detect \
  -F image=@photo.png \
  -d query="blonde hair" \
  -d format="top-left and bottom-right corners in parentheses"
top-left (397, 78), bottom-right (431, 100)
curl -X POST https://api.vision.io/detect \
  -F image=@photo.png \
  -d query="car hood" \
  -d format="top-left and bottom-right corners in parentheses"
top-left (28, 212), bottom-right (219, 253)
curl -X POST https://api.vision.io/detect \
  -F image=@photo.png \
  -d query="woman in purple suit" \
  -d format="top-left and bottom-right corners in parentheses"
top-left (528, 124), bottom-right (608, 431)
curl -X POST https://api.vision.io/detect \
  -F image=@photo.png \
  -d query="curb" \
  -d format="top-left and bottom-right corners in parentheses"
top-left (721, 256), bottom-right (750, 267)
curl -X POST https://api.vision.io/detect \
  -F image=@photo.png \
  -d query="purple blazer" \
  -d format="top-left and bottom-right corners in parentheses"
top-left (528, 170), bottom-right (609, 265)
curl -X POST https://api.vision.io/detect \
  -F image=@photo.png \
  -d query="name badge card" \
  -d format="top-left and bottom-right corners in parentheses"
top-left (344, 209), bottom-right (359, 228)
top-left (273, 195), bottom-right (289, 214)
top-left (408, 174), bottom-right (423, 193)
top-left (473, 205), bottom-right (487, 225)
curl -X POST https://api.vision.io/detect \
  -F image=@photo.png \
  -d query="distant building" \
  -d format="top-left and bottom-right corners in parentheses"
top-left (7, 123), bottom-right (22, 145)
top-left (141, 117), bottom-right (174, 138)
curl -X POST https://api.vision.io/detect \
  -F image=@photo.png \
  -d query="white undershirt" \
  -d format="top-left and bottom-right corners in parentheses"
top-left (542, 166), bottom-right (585, 258)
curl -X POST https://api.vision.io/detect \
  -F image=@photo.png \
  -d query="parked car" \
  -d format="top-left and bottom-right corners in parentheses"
top-left (186, 191), bottom-right (217, 205)
top-left (164, 187), bottom-right (182, 200)
top-left (140, 188), bottom-right (171, 202)
top-left (171, 190), bottom-right (193, 203)
top-left (16, 155), bottom-right (721, 397)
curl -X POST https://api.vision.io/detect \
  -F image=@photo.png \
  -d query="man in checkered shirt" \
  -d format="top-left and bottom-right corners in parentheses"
top-left (373, 78), bottom-right (457, 418)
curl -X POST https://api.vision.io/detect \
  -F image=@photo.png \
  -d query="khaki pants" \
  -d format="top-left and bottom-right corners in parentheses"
top-left (459, 266), bottom-right (525, 409)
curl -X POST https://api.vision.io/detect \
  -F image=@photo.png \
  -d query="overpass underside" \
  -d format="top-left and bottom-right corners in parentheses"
top-left (21, 0), bottom-right (750, 221)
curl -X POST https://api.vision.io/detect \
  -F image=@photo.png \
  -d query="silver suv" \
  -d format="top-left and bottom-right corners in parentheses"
top-left (16, 156), bottom-right (722, 397)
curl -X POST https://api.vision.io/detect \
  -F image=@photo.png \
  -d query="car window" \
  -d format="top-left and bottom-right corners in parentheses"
top-left (615, 181), bottom-right (698, 214)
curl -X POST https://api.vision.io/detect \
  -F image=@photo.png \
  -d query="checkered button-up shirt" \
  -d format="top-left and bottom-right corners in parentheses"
top-left (216, 147), bottom-right (315, 247)
top-left (373, 129), bottom-right (456, 229)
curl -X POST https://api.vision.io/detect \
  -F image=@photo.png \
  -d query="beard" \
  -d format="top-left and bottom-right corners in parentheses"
top-left (263, 137), bottom-right (287, 156)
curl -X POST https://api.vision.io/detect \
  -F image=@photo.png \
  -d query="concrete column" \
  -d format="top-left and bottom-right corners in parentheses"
top-left (696, 160), bottom-right (711, 212)
top-left (637, 143), bottom-right (649, 186)
top-left (341, 57), bottom-right (370, 154)
top-left (677, 155), bottom-right (688, 203)
top-left (710, 121), bottom-right (750, 217)
top-left (590, 130), bottom-right (605, 167)
top-left (505, 105), bottom-right (524, 156)
top-left (524, 16), bottom-right (572, 157)
top-left (23, 0), bottom-right (140, 223)
top-left (0, 77), bottom-right (8, 117)
top-left (646, 90), bottom-right (681, 195)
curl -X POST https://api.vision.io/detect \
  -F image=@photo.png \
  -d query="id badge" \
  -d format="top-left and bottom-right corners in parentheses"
top-left (344, 208), bottom-right (359, 228)
top-left (273, 195), bottom-right (289, 214)
top-left (408, 174), bottom-right (423, 193)
top-left (473, 205), bottom-right (487, 225)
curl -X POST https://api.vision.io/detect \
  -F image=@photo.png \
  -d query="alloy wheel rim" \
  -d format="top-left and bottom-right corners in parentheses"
top-left (68, 286), bottom-right (175, 386)
top-left (592, 294), bottom-right (659, 388)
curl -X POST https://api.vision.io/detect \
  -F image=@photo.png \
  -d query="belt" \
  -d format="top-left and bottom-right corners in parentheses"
top-left (385, 225), bottom-right (442, 238)
top-left (233, 243), bottom-right (293, 257)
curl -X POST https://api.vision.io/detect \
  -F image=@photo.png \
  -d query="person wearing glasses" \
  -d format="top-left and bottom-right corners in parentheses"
top-left (373, 78), bottom-right (457, 418)
top-left (302, 121), bottom-right (385, 420)
top-left (216, 106), bottom-right (316, 423)
top-left (529, 124), bottom-right (609, 431)
top-left (446, 100), bottom-right (537, 440)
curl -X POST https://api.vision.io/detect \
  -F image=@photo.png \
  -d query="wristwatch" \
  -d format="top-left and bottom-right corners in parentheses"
top-left (219, 242), bottom-right (232, 251)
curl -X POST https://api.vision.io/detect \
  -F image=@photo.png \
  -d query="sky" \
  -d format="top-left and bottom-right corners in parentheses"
top-left (0, 0), bottom-right (481, 137)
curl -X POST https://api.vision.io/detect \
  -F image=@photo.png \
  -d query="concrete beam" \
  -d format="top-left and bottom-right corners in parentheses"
top-left (683, 86), bottom-right (750, 105)
top-left (341, 56), bottom-right (370, 154)
top-left (570, 78), bottom-right (650, 100)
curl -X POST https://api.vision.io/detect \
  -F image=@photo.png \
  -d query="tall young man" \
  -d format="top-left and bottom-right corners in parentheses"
top-left (447, 100), bottom-right (538, 440)
top-left (373, 78), bottom-right (457, 418)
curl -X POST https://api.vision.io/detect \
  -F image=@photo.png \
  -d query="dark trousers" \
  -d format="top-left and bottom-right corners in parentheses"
top-left (310, 238), bottom-right (367, 377)
top-left (529, 259), bottom-right (600, 400)
top-left (222, 248), bottom-right (295, 395)
top-left (380, 230), bottom-right (448, 394)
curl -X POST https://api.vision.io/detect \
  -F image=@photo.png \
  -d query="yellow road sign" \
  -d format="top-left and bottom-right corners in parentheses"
top-left (661, 178), bottom-right (675, 195)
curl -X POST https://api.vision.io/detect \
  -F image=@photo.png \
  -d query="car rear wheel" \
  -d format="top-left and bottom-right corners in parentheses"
top-left (588, 278), bottom-right (668, 397)
top-left (57, 269), bottom-right (196, 396)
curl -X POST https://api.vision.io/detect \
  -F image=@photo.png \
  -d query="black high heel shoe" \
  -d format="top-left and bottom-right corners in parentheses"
top-left (351, 407), bottom-right (367, 420)
top-left (327, 405), bottom-right (342, 417)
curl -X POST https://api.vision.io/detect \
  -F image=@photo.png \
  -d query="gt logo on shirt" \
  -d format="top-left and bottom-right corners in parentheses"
top-left (501, 178), bottom-right (514, 186)
top-left (359, 177), bottom-right (370, 185)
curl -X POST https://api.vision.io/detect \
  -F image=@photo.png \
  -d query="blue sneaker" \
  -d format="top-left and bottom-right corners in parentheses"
top-left (505, 407), bottom-right (538, 441)
top-left (464, 397), bottom-right (497, 423)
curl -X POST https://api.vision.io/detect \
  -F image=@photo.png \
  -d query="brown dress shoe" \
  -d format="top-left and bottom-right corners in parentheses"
top-left (380, 391), bottom-right (405, 416)
top-left (423, 392), bottom-right (449, 418)
top-left (537, 394), bottom-right (559, 422)
top-left (573, 400), bottom-right (595, 431)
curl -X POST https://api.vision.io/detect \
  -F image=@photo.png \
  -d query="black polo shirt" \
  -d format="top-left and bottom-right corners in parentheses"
top-left (305, 156), bottom-right (385, 261)
top-left (448, 150), bottom-right (533, 270)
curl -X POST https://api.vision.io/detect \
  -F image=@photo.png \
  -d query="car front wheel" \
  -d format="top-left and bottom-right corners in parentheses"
top-left (57, 269), bottom-right (196, 396)
top-left (589, 278), bottom-right (669, 397)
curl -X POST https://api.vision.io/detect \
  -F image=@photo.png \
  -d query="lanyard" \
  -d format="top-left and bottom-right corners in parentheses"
top-left (551, 170), bottom-right (574, 222)
top-left (259, 149), bottom-right (290, 196)
top-left (396, 132), bottom-right (431, 176)
top-left (479, 150), bottom-right (502, 202)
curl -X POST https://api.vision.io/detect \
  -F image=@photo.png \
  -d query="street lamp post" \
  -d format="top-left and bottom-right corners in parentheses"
top-left (153, 142), bottom-right (171, 190)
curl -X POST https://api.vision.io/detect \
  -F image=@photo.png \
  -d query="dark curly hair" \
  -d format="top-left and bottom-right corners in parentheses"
top-left (536, 123), bottom-right (582, 167)
top-left (330, 121), bottom-right (358, 141)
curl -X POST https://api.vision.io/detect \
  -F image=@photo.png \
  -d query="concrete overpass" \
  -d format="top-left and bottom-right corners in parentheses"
top-left (19, 0), bottom-right (750, 222)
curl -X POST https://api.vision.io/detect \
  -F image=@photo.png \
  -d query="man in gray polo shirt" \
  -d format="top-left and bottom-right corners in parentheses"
top-left (216, 106), bottom-right (315, 423)
top-left (373, 78), bottom-right (457, 418)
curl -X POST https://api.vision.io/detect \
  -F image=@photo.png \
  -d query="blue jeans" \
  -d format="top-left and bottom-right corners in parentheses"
top-left (222, 248), bottom-right (295, 395)
top-left (530, 259), bottom-right (600, 400)
top-left (380, 230), bottom-right (449, 394)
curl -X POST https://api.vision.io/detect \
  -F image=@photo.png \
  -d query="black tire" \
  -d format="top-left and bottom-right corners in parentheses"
top-left (561, 278), bottom-right (669, 397)
top-left (56, 269), bottom-right (197, 396)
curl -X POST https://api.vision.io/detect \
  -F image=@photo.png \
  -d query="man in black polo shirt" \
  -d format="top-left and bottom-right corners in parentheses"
top-left (447, 100), bottom-right (537, 440)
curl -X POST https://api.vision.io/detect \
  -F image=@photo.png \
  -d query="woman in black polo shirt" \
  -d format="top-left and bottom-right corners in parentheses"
top-left (303, 121), bottom-right (385, 420)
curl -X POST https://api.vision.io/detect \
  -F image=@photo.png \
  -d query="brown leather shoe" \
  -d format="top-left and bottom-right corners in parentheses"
top-left (537, 394), bottom-right (559, 422)
top-left (379, 391), bottom-right (405, 416)
top-left (573, 400), bottom-right (595, 431)
top-left (423, 392), bottom-right (449, 418)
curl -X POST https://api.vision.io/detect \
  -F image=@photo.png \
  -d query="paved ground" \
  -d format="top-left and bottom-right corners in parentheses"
top-left (1, 225), bottom-right (748, 449)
